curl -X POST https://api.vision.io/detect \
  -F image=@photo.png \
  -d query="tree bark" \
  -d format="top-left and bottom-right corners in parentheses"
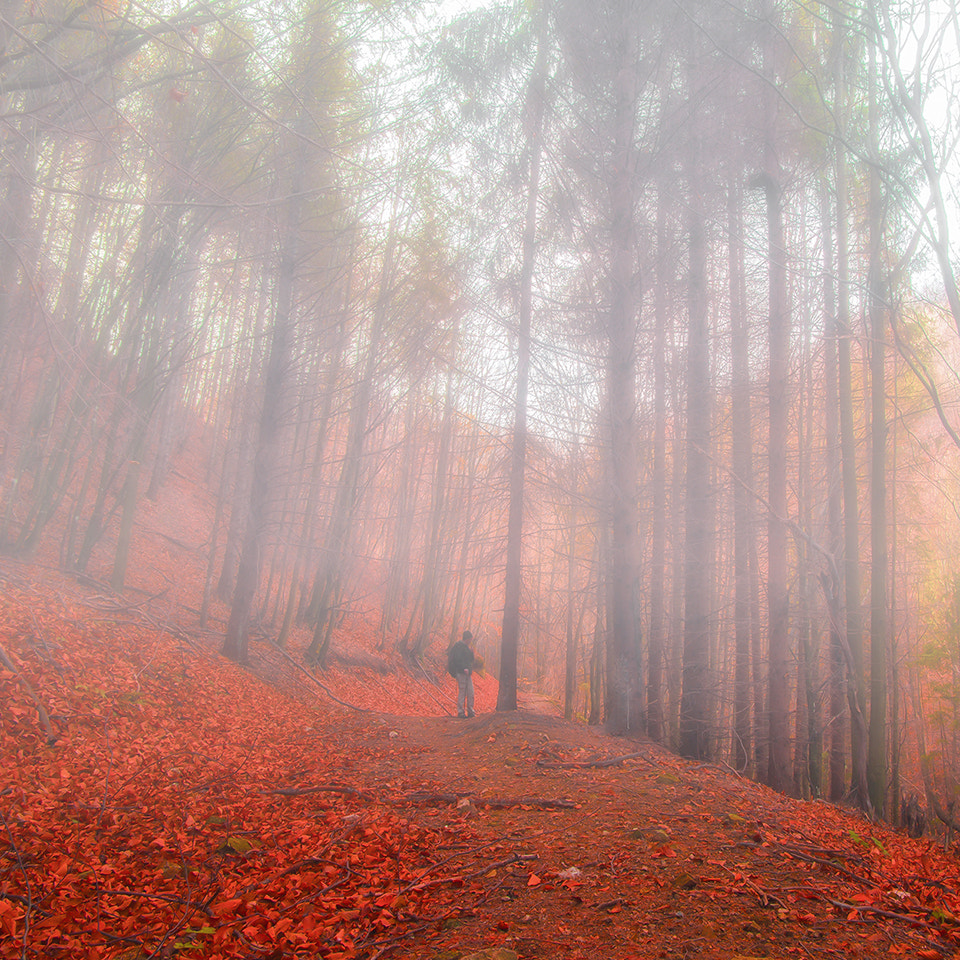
top-left (821, 181), bottom-right (847, 802)
top-left (499, 0), bottom-right (547, 711)
top-left (603, 0), bottom-right (643, 736)
top-left (222, 128), bottom-right (302, 663)
top-left (679, 67), bottom-right (713, 761)
top-left (759, 1), bottom-right (791, 793)
top-left (647, 173), bottom-right (670, 744)
top-left (834, 0), bottom-right (869, 810)
top-left (867, 35), bottom-right (888, 818)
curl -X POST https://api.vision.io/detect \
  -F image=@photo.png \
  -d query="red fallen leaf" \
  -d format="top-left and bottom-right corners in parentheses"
top-left (0, 900), bottom-right (17, 937)
top-left (917, 951), bottom-right (941, 960)
top-left (652, 845), bottom-right (677, 858)
top-left (213, 897), bottom-right (244, 916)
top-left (528, 873), bottom-right (541, 887)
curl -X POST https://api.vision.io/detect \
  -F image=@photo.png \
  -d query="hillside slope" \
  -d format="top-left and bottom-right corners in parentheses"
top-left (2, 575), bottom-right (960, 959)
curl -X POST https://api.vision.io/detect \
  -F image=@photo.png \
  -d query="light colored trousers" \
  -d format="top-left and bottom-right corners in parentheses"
top-left (456, 670), bottom-right (475, 717)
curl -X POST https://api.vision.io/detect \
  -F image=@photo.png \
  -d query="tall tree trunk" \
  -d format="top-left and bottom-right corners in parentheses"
top-left (412, 373), bottom-right (455, 659)
top-left (821, 181), bottom-right (847, 802)
top-left (834, 1), bottom-right (869, 809)
top-left (564, 436), bottom-right (581, 721)
top-left (0, 114), bottom-right (36, 360)
top-left (277, 313), bottom-right (347, 649)
top-left (589, 528), bottom-right (606, 726)
top-left (604, 0), bottom-right (643, 735)
top-left (446, 427), bottom-right (482, 651)
top-left (217, 286), bottom-right (268, 602)
top-left (382, 393), bottom-right (425, 641)
top-left (499, 0), bottom-right (547, 711)
top-left (306, 213), bottom-right (398, 666)
top-left (796, 268), bottom-right (821, 799)
top-left (729, 179), bottom-right (753, 773)
top-left (222, 137), bottom-right (301, 663)
top-left (647, 174), bottom-right (670, 743)
top-left (679, 71), bottom-right (713, 761)
top-left (759, 1), bottom-right (791, 793)
top-left (889, 356), bottom-right (900, 822)
top-left (867, 35), bottom-right (888, 817)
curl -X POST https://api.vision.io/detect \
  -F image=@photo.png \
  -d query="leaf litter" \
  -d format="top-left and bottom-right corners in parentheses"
top-left (3, 577), bottom-right (960, 959)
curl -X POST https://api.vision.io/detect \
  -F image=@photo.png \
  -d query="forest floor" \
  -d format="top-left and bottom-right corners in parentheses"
top-left (3, 440), bottom-right (960, 959)
top-left (3, 564), bottom-right (960, 960)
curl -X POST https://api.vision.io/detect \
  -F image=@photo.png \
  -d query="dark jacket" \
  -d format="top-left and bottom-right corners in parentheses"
top-left (447, 640), bottom-right (475, 676)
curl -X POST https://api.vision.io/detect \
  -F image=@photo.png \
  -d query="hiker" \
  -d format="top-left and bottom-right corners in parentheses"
top-left (447, 630), bottom-right (476, 718)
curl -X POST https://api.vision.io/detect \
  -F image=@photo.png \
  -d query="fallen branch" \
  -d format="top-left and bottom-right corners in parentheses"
top-left (826, 898), bottom-right (938, 930)
top-left (269, 641), bottom-right (369, 712)
top-left (412, 659), bottom-right (455, 717)
top-left (402, 790), bottom-right (575, 810)
top-left (460, 852), bottom-right (539, 881)
top-left (595, 898), bottom-right (629, 911)
top-left (399, 841), bottom-right (495, 895)
top-left (0, 641), bottom-right (56, 742)
top-left (481, 795), bottom-right (577, 810)
top-left (261, 784), bottom-right (372, 800)
top-left (93, 888), bottom-right (215, 912)
top-left (536, 752), bottom-right (647, 770)
top-left (773, 842), bottom-right (875, 886)
top-left (718, 863), bottom-right (786, 908)
top-left (261, 784), bottom-right (573, 809)
top-left (410, 853), bottom-right (541, 892)
top-left (358, 922), bottom-right (434, 960)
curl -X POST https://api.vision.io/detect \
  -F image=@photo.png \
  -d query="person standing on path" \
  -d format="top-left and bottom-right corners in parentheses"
top-left (447, 630), bottom-right (476, 718)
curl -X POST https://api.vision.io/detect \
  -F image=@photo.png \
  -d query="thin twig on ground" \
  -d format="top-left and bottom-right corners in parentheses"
top-left (269, 641), bottom-right (370, 712)
top-left (0, 641), bottom-right (56, 742)
top-left (536, 751), bottom-right (648, 769)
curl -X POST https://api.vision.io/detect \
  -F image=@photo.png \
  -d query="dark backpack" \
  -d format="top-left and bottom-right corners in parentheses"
top-left (447, 641), bottom-right (471, 676)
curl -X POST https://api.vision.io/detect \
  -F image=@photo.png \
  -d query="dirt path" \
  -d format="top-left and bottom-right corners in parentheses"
top-left (331, 708), bottom-right (952, 960)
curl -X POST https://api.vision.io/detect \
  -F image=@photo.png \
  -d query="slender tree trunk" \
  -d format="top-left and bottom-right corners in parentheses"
top-left (822, 182), bottom-right (847, 802)
top-left (759, 1), bottom-right (791, 793)
top-left (796, 272), bottom-right (820, 798)
top-left (867, 36), bottom-right (888, 817)
top-left (564, 437), bottom-right (580, 721)
top-left (381, 392), bottom-right (421, 640)
top-left (647, 174), bottom-right (669, 743)
top-left (306, 213), bottom-right (398, 666)
top-left (217, 288), bottom-right (268, 602)
top-left (222, 147), bottom-right (301, 663)
top-left (0, 116), bottom-right (36, 356)
top-left (499, 0), bottom-right (547, 711)
top-left (680, 70), bottom-right (713, 760)
top-left (589, 531), bottom-right (606, 726)
top-left (890, 356), bottom-right (900, 822)
top-left (604, 0), bottom-right (643, 735)
top-left (447, 428), bottom-right (482, 650)
top-left (729, 180), bottom-right (753, 772)
top-left (413, 374), bottom-right (455, 659)
top-left (834, 2), bottom-right (869, 809)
